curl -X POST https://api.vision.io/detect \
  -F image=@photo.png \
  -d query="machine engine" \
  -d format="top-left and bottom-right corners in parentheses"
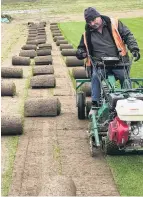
top-left (108, 97), bottom-right (143, 149)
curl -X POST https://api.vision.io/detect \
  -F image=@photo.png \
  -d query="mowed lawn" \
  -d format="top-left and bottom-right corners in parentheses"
top-left (59, 18), bottom-right (143, 196)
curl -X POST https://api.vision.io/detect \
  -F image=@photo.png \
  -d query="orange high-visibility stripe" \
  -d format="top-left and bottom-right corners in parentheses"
top-left (110, 18), bottom-right (127, 56)
top-left (83, 32), bottom-right (91, 66)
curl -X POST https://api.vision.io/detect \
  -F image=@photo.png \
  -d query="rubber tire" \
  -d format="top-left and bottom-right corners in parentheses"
top-left (86, 101), bottom-right (92, 118)
top-left (77, 92), bottom-right (85, 120)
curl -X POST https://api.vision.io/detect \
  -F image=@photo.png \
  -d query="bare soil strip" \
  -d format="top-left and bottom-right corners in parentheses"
top-left (8, 24), bottom-right (119, 196)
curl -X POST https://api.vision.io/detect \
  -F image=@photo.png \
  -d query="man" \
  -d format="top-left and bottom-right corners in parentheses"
top-left (76, 7), bottom-right (140, 114)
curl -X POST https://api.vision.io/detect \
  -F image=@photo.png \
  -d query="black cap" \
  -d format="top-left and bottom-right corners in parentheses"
top-left (84, 7), bottom-right (100, 23)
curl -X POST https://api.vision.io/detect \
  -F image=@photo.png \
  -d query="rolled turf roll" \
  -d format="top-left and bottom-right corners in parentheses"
top-left (50, 26), bottom-right (59, 30)
top-left (27, 38), bottom-right (36, 42)
top-left (52, 30), bottom-right (61, 34)
top-left (65, 56), bottom-right (84, 67)
top-left (36, 35), bottom-right (47, 40)
top-left (61, 49), bottom-right (76, 56)
top-left (28, 30), bottom-right (37, 34)
top-left (28, 22), bottom-right (34, 26)
top-left (38, 43), bottom-right (52, 50)
top-left (1, 115), bottom-right (23, 135)
top-left (50, 22), bottom-right (57, 25)
top-left (37, 31), bottom-right (46, 35)
top-left (1, 80), bottom-right (16, 96)
top-left (30, 75), bottom-right (56, 88)
top-left (36, 39), bottom-right (46, 44)
top-left (21, 44), bottom-right (37, 50)
top-left (52, 33), bottom-right (62, 37)
top-left (53, 36), bottom-right (64, 42)
top-left (24, 97), bottom-right (61, 117)
top-left (34, 56), bottom-right (53, 65)
top-left (81, 82), bottom-right (91, 97)
top-left (28, 34), bottom-right (37, 37)
top-left (12, 56), bottom-right (30, 65)
top-left (26, 40), bottom-right (37, 45)
top-left (1, 67), bottom-right (23, 78)
top-left (60, 44), bottom-right (73, 51)
top-left (19, 50), bottom-right (37, 58)
top-left (72, 67), bottom-right (87, 79)
top-left (56, 40), bottom-right (68, 46)
top-left (37, 49), bottom-right (51, 56)
top-left (39, 176), bottom-right (76, 196)
top-left (33, 65), bottom-right (54, 76)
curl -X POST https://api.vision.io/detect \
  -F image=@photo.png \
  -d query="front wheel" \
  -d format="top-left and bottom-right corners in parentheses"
top-left (77, 92), bottom-right (85, 120)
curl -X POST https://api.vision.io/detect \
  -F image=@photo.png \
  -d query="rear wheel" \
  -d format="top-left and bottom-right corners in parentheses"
top-left (77, 92), bottom-right (85, 119)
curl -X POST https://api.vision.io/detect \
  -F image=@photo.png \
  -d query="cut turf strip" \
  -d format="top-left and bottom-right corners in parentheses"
top-left (1, 115), bottom-right (23, 135)
top-left (33, 65), bottom-right (54, 75)
top-left (39, 176), bottom-right (76, 196)
top-left (1, 80), bottom-right (16, 96)
top-left (65, 56), bottom-right (84, 67)
top-left (12, 56), bottom-right (30, 65)
top-left (1, 67), bottom-right (23, 78)
top-left (24, 97), bottom-right (61, 117)
top-left (30, 75), bottom-right (56, 88)
top-left (34, 56), bottom-right (53, 65)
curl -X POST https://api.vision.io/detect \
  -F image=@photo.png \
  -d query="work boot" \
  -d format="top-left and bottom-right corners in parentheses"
top-left (89, 101), bottom-right (98, 116)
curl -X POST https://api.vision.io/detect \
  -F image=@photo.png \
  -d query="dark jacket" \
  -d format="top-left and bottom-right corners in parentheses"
top-left (76, 15), bottom-right (139, 61)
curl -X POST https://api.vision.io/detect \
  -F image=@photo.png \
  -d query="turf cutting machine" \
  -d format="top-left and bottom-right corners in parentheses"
top-left (76, 56), bottom-right (143, 156)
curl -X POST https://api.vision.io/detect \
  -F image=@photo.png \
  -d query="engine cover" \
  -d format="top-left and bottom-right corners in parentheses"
top-left (108, 116), bottom-right (129, 146)
top-left (116, 98), bottom-right (143, 121)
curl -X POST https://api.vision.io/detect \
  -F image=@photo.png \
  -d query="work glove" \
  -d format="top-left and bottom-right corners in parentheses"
top-left (132, 50), bottom-right (140, 62)
top-left (76, 48), bottom-right (87, 60)
top-left (86, 66), bottom-right (92, 78)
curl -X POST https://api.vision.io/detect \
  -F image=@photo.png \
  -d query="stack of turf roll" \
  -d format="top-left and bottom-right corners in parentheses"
top-left (50, 23), bottom-right (62, 41)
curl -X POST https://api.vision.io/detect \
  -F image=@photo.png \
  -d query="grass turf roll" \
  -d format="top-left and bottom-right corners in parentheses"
top-left (1, 115), bottom-right (23, 135)
top-left (1, 67), bottom-right (23, 78)
top-left (39, 176), bottom-right (76, 196)
top-left (24, 97), bottom-right (61, 117)
top-left (52, 33), bottom-right (62, 37)
top-left (21, 44), bottom-right (37, 50)
top-left (19, 50), bottom-right (37, 58)
top-left (28, 34), bottom-right (37, 37)
top-left (60, 44), bottom-right (73, 51)
top-left (30, 75), bottom-right (56, 88)
top-left (81, 82), bottom-right (91, 97)
top-left (52, 30), bottom-right (61, 34)
top-left (26, 40), bottom-right (37, 45)
top-left (36, 35), bottom-right (47, 40)
top-left (72, 67), bottom-right (87, 79)
top-left (56, 40), bottom-right (68, 46)
top-left (33, 65), bottom-right (54, 75)
top-left (12, 56), bottom-right (30, 65)
top-left (53, 36), bottom-right (64, 42)
top-left (65, 56), bottom-right (84, 67)
top-left (61, 49), bottom-right (76, 56)
top-left (1, 80), bottom-right (16, 96)
top-left (50, 22), bottom-right (57, 25)
top-left (38, 43), bottom-right (52, 50)
top-left (34, 56), bottom-right (53, 65)
top-left (36, 38), bottom-right (46, 44)
top-left (37, 49), bottom-right (51, 56)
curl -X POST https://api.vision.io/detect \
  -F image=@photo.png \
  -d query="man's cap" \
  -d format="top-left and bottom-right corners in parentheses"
top-left (84, 7), bottom-right (100, 23)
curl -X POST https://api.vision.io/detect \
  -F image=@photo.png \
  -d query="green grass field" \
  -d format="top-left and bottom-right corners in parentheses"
top-left (2, 0), bottom-right (143, 13)
top-left (59, 18), bottom-right (143, 196)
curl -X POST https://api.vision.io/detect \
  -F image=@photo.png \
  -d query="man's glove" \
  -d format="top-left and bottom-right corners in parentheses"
top-left (86, 66), bottom-right (92, 78)
top-left (76, 49), bottom-right (87, 60)
top-left (132, 50), bottom-right (140, 62)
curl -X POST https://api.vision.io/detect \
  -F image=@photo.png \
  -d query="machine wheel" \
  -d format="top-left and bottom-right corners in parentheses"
top-left (77, 92), bottom-right (85, 120)
top-left (103, 136), bottom-right (125, 155)
top-left (86, 101), bottom-right (92, 118)
top-left (89, 135), bottom-right (96, 157)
